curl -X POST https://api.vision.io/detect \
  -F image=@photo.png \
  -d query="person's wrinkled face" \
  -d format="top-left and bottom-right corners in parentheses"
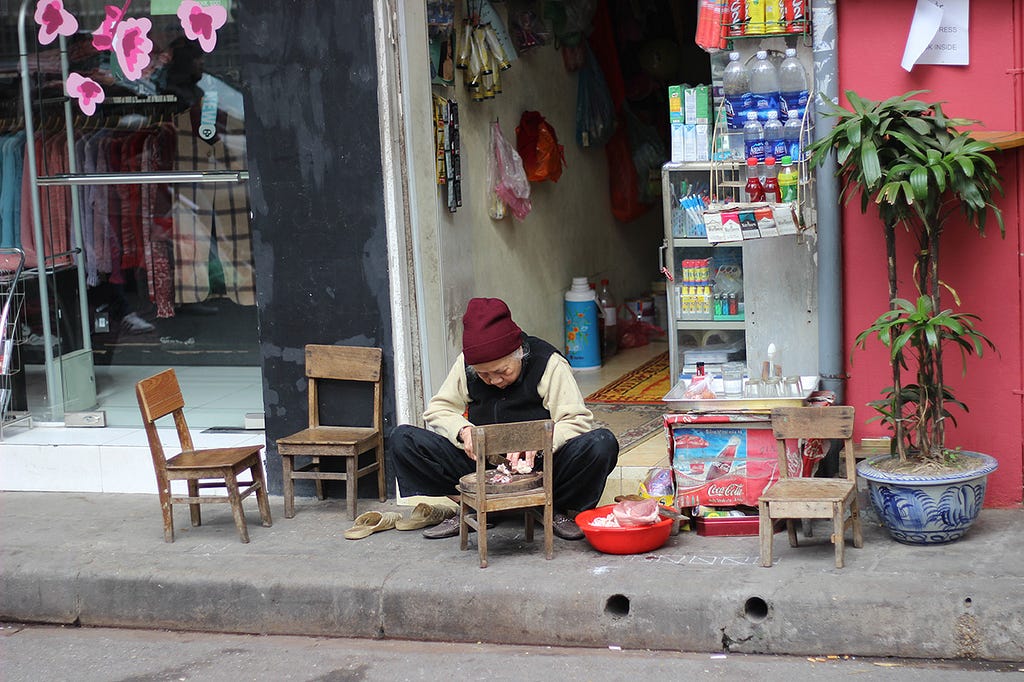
top-left (472, 354), bottom-right (522, 388)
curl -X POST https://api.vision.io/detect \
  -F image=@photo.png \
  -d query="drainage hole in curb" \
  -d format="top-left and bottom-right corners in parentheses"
top-left (964, 596), bottom-right (973, 608)
top-left (744, 596), bottom-right (769, 622)
top-left (604, 594), bottom-right (630, 618)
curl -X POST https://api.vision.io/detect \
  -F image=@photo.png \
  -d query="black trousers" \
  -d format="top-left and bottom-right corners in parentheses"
top-left (390, 424), bottom-right (620, 512)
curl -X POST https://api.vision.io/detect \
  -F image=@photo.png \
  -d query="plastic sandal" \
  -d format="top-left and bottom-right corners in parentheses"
top-left (343, 511), bottom-right (403, 540)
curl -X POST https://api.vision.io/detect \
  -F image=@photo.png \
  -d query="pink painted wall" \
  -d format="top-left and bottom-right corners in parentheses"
top-left (837, 0), bottom-right (1024, 506)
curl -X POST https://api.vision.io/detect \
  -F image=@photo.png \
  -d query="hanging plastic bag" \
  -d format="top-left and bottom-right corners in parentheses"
top-left (624, 103), bottom-right (666, 204)
top-left (575, 46), bottom-right (615, 148)
top-left (516, 111), bottom-right (566, 183)
top-left (490, 120), bottom-right (532, 220)
top-left (487, 125), bottom-right (507, 220)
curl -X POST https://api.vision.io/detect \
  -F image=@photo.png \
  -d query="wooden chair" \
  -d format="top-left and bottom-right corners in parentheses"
top-left (276, 345), bottom-right (386, 520)
top-left (458, 419), bottom-right (555, 568)
top-left (136, 369), bottom-right (272, 543)
top-left (759, 406), bottom-right (863, 568)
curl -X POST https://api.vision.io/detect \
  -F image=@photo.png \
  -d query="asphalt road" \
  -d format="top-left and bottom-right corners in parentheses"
top-left (2, 623), bottom-right (1021, 681)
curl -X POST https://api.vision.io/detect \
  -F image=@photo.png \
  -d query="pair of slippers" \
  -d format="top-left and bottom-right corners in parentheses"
top-left (343, 503), bottom-right (456, 540)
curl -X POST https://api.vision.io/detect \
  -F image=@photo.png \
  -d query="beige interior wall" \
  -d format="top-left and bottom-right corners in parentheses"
top-left (425, 20), bottom-right (664, 378)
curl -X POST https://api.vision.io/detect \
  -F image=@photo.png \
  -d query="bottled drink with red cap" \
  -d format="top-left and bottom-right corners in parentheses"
top-left (762, 157), bottom-right (781, 203)
top-left (745, 158), bottom-right (765, 202)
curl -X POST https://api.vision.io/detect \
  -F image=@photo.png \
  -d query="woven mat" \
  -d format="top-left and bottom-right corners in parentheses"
top-left (584, 351), bottom-right (671, 405)
top-left (587, 402), bottom-right (667, 452)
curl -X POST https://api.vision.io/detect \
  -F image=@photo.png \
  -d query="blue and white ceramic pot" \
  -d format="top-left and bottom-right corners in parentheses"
top-left (857, 452), bottom-right (998, 545)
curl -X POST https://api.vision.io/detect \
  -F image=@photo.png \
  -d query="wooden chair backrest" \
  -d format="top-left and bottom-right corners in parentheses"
top-left (770, 406), bottom-right (856, 480)
top-left (135, 368), bottom-right (195, 467)
top-left (470, 419), bottom-right (555, 461)
top-left (304, 345), bottom-right (383, 432)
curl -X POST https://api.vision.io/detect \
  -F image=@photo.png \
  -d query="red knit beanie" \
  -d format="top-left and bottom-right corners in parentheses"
top-left (462, 298), bottom-right (523, 365)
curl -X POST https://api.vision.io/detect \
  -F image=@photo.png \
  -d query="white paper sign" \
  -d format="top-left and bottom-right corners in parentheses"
top-left (901, 0), bottom-right (969, 71)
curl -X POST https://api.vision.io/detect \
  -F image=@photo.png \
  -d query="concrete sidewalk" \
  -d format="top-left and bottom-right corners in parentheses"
top-left (1, 491), bottom-right (1022, 662)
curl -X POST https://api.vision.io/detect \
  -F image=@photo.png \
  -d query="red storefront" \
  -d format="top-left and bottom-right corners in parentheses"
top-left (837, 1), bottom-right (1024, 506)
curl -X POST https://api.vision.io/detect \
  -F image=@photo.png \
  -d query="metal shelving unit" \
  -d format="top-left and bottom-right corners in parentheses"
top-left (0, 248), bottom-right (33, 437)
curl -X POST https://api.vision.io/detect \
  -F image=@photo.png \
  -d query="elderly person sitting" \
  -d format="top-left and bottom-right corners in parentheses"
top-left (391, 297), bottom-right (619, 540)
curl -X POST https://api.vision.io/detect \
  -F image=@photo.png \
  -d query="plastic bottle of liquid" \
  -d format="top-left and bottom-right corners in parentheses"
top-left (565, 277), bottom-right (601, 370)
top-left (783, 112), bottom-right (803, 162)
top-left (779, 48), bottom-right (809, 122)
top-left (762, 156), bottom-right (781, 203)
top-left (778, 155), bottom-right (799, 202)
top-left (749, 50), bottom-right (780, 122)
top-left (763, 110), bottom-right (786, 162)
top-left (745, 157), bottom-right (766, 202)
top-left (743, 111), bottom-right (765, 162)
top-left (596, 279), bottom-right (618, 361)
top-left (722, 52), bottom-right (751, 130)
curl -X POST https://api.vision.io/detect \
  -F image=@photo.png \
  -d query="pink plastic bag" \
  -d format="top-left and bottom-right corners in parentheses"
top-left (489, 120), bottom-right (532, 220)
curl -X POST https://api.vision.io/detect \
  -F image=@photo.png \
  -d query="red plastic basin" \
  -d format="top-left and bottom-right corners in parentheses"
top-left (575, 504), bottom-right (674, 555)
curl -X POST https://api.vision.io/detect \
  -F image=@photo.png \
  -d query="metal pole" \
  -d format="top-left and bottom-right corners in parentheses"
top-left (812, 0), bottom-right (844, 402)
top-left (17, 0), bottom-right (61, 420)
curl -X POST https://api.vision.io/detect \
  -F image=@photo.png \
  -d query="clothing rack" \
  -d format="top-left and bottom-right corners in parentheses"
top-left (0, 248), bottom-right (32, 438)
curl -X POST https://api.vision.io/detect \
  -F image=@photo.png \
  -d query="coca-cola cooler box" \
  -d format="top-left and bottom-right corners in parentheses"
top-left (665, 412), bottom-right (819, 508)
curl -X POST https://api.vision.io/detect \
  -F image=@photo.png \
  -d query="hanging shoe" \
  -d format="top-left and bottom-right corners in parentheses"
top-left (121, 312), bottom-right (155, 334)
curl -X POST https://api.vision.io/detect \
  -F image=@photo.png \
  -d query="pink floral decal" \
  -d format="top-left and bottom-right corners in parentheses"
top-left (34, 0), bottom-right (79, 46)
top-left (66, 73), bottom-right (105, 116)
top-left (112, 16), bottom-right (152, 81)
top-left (91, 4), bottom-right (127, 52)
top-left (177, 0), bottom-right (227, 53)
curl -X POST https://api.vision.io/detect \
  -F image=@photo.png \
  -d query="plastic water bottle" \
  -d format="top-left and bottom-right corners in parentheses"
top-left (743, 111), bottom-right (765, 162)
top-left (783, 112), bottom-right (803, 161)
top-left (722, 52), bottom-right (751, 130)
top-left (597, 279), bottom-right (618, 361)
top-left (763, 111), bottom-right (786, 162)
top-left (779, 48), bottom-right (809, 122)
top-left (749, 50), bottom-right (780, 123)
top-left (564, 277), bottom-right (601, 370)
top-left (778, 155), bottom-right (799, 202)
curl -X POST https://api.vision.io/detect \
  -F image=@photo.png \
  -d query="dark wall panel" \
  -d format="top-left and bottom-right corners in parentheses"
top-left (238, 1), bottom-right (394, 496)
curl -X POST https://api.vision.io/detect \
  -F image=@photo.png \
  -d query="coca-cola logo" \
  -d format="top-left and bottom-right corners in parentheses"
top-left (708, 482), bottom-right (744, 497)
top-left (728, 0), bottom-right (744, 22)
top-left (789, 0), bottom-right (805, 21)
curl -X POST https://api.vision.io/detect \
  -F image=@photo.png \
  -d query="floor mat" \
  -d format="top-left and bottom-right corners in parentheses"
top-left (587, 402), bottom-right (667, 452)
top-left (585, 351), bottom-right (670, 405)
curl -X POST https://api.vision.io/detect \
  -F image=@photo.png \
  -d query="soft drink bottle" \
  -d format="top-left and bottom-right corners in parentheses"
top-left (706, 436), bottom-right (741, 481)
top-left (750, 50), bottom-right (780, 122)
top-left (763, 110), bottom-right (786, 162)
top-left (779, 48), bottom-right (809, 122)
top-left (597, 279), bottom-right (618, 360)
top-left (778, 155), bottom-right (799, 202)
top-left (762, 156), bottom-right (781, 202)
top-left (783, 112), bottom-right (803, 161)
top-left (743, 111), bottom-right (765, 162)
top-left (745, 157), bottom-right (766, 202)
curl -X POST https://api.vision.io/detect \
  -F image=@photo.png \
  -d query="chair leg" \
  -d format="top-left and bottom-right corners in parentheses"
top-left (346, 456), bottom-right (358, 520)
top-left (158, 481), bottom-right (175, 543)
top-left (313, 457), bottom-right (324, 500)
top-left (833, 502), bottom-right (845, 568)
top-left (459, 499), bottom-right (469, 551)
top-left (477, 508), bottom-right (489, 569)
top-left (543, 501), bottom-right (553, 560)
top-left (282, 454), bottom-right (296, 519)
top-left (524, 509), bottom-right (534, 542)
top-left (187, 480), bottom-right (201, 527)
top-left (801, 518), bottom-right (813, 537)
top-left (224, 474), bottom-right (251, 543)
top-left (786, 519), bottom-right (798, 547)
top-left (758, 501), bottom-right (772, 567)
top-left (375, 447), bottom-right (387, 502)
top-left (252, 462), bottom-right (273, 528)
top-left (851, 498), bottom-right (864, 549)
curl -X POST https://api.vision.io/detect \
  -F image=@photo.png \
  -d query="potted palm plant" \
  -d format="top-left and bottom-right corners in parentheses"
top-left (807, 90), bottom-right (1005, 544)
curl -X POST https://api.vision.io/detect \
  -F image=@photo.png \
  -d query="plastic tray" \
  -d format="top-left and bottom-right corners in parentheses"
top-left (695, 514), bottom-right (784, 537)
top-left (663, 375), bottom-right (818, 411)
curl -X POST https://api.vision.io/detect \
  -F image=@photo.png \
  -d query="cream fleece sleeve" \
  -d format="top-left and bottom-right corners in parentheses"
top-left (422, 354), bottom-right (473, 447)
top-left (538, 353), bottom-right (595, 452)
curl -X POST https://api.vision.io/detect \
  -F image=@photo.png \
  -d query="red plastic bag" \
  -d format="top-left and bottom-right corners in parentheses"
top-left (516, 110), bottom-right (566, 183)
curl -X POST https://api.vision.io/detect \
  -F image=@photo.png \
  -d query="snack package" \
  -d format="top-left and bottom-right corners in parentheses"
top-left (682, 374), bottom-right (716, 399)
top-left (639, 466), bottom-right (674, 506)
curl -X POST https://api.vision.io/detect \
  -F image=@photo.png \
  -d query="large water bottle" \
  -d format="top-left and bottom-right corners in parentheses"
top-left (779, 48), bottom-right (809, 122)
top-left (564, 277), bottom-right (601, 370)
top-left (749, 50), bottom-right (780, 123)
top-left (763, 111), bottom-right (786, 162)
top-left (722, 52), bottom-right (751, 130)
top-left (783, 113), bottom-right (803, 161)
top-left (743, 111), bottom-right (765, 162)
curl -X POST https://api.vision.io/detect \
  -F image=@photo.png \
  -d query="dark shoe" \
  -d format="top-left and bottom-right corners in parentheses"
top-left (421, 513), bottom-right (494, 539)
top-left (552, 511), bottom-right (584, 541)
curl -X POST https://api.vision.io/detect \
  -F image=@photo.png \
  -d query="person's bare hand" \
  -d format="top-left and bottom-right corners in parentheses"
top-left (460, 426), bottom-right (476, 461)
top-left (507, 450), bottom-right (537, 472)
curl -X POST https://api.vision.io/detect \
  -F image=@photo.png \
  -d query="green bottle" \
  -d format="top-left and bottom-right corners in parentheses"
top-left (778, 155), bottom-right (799, 202)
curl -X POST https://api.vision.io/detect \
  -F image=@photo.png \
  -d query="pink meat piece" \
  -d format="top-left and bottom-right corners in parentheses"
top-left (612, 498), bottom-right (661, 526)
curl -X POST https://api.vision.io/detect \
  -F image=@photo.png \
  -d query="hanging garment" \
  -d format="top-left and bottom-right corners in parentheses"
top-left (1, 132), bottom-right (27, 248)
